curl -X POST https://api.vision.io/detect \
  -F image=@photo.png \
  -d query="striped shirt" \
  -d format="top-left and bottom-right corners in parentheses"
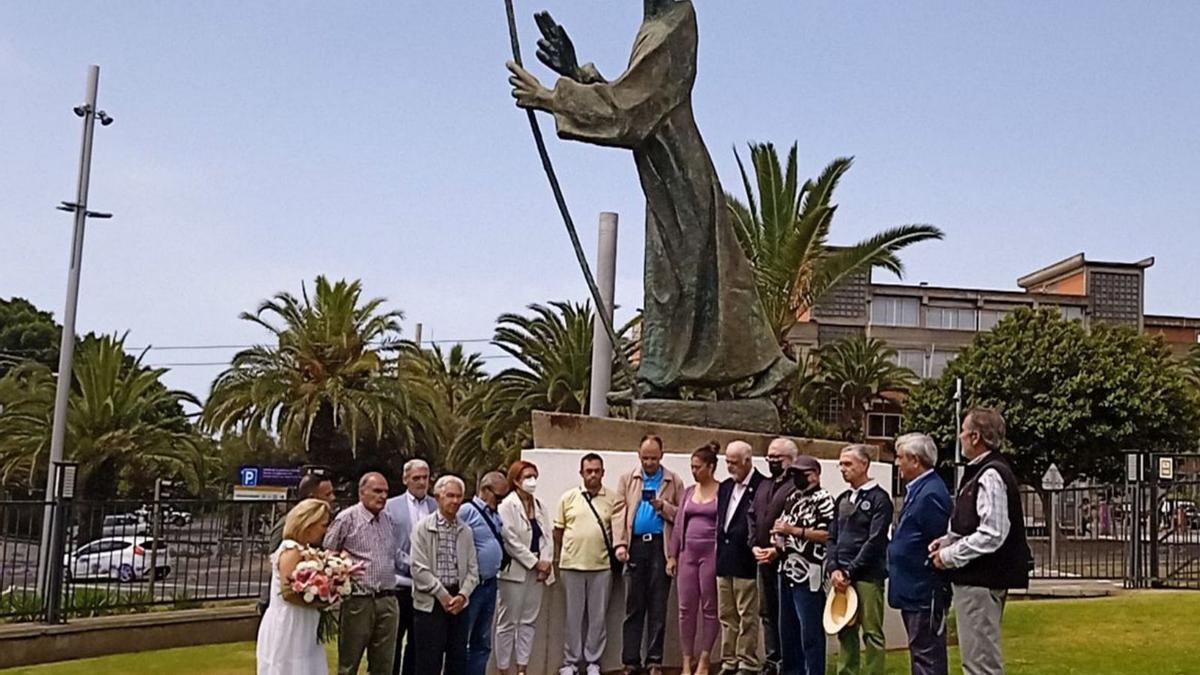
top-left (323, 503), bottom-right (397, 593)
top-left (435, 513), bottom-right (460, 587)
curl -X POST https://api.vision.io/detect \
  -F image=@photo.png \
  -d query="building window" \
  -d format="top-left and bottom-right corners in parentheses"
top-left (978, 308), bottom-right (1012, 331)
top-left (867, 413), bottom-right (902, 439)
top-left (926, 306), bottom-right (977, 331)
top-left (870, 296), bottom-right (919, 327)
top-left (891, 349), bottom-right (927, 377)
top-left (929, 350), bottom-right (957, 378)
top-left (1059, 305), bottom-right (1085, 322)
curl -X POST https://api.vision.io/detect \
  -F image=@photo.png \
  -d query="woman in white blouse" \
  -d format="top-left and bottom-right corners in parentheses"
top-left (495, 460), bottom-right (556, 675)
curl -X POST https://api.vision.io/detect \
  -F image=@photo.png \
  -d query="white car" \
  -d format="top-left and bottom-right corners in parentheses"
top-left (63, 536), bottom-right (171, 583)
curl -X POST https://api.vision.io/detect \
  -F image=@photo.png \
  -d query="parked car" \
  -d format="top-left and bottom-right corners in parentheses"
top-left (63, 536), bottom-right (171, 583)
top-left (100, 513), bottom-right (150, 538)
top-left (133, 505), bottom-right (193, 527)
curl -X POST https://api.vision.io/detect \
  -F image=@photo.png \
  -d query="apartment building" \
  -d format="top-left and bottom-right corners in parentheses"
top-left (787, 253), bottom-right (1200, 440)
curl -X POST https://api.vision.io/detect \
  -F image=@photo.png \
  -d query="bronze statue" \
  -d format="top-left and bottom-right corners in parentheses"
top-left (508, 0), bottom-right (795, 401)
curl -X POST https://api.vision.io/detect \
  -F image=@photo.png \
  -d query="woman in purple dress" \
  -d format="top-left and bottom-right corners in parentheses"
top-left (668, 442), bottom-right (722, 675)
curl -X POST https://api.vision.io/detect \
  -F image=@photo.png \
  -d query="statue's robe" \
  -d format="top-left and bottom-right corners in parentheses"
top-left (547, 1), bottom-right (793, 392)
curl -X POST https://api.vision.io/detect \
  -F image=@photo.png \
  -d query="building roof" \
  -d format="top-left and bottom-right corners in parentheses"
top-left (1017, 252), bottom-right (1155, 290)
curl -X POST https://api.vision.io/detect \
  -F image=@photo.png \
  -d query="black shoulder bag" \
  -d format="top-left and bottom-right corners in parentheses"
top-left (582, 490), bottom-right (623, 577)
top-left (467, 501), bottom-right (512, 571)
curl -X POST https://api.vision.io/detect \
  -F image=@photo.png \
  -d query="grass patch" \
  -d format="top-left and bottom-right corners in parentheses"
top-left (1, 592), bottom-right (1197, 674)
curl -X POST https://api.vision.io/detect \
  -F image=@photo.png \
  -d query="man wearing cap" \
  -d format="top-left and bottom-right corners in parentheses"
top-left (771, 455), bottom-right (834, 675)
top-left (930, 408), bottom-right (1032, 675)
top-left (826, 445), bottom-right (893, 675)
top-left (747, 438), bottom-right (801, 675)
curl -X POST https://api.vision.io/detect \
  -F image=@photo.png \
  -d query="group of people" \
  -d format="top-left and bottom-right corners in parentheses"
top-left (257, 406), bottom-right (1031, 675)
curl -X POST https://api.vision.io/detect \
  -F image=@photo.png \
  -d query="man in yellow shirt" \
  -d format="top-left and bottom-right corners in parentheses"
top-left (554, 453), bottom-right (617, 675)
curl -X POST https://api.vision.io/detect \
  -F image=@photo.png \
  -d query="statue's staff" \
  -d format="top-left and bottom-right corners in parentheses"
top-left (502, 0), bottom-right (639, 401)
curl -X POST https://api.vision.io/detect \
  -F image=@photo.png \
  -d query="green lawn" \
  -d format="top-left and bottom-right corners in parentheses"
top-left (2, 592), bottom-right (1198, 675)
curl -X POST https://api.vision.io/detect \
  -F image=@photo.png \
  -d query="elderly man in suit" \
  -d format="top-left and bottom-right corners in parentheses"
top-left (715, 440), bottom-right (766, 675)
top-left (386, 459), bottom-right (437, 675)
top-left (888, 434), bottom-right (952, 675)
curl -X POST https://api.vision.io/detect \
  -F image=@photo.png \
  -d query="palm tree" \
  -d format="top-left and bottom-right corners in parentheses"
top-left (816, 336), bottom-right (917, 441)
top-left (484, 301), bottom-right (595, 454)
top-left (202, 277), bottom-right (431, 473)
top-left (727, 142), bottom-right (945, 344)
top-left (484, 301), bottom-right (636, 455)
top-left (0, 335), bottom-right (203, 499)
top-left (402, 343), bottom-right (499, 479)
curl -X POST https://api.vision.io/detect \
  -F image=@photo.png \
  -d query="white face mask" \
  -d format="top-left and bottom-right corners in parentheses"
top-left (521, 477), bottom-right (538, 494)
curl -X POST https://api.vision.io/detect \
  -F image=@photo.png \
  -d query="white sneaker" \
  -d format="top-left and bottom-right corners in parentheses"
top-left (586, 665), bottom-right (601, 675)
top-left (559, 668), bottom-right (577, 675)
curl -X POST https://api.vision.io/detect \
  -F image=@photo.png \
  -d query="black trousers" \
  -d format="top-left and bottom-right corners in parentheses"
top-left (901, 608), bottom-right (949, 675)
top-left (622, 535), bottom-right (670, 667)
top-left (393, 587), bottom-right (416, 675)
top-left (413, 596), bottom-right (469, 675)
top-left (757, 564), bottom-right (782, 668)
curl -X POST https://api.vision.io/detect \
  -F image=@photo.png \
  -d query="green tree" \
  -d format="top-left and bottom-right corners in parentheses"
top-left (202, 277), bottom-right (432, 475)
top-left (1187, 343), bottom-right (1200, 387)
top-left (0, 334), bottom-right (204, 500)
top-left (816, 336), bottom-right (916, 441)
top-left (903, 308), bottom-right (1200, 486)
top-left (484, 301), bottom-right (635, 455)
top-left (727, 143), bottom-right (944, 344)
top-left (0, 297), bottom-right (62, 377)
top-left (486, 301), bottom-right (595, 454)
top-left (403, 343), bottom-right (499, 480)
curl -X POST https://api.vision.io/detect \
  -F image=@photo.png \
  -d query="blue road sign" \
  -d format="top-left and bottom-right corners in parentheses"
top-left (240, 466), bottom-right (260, 487)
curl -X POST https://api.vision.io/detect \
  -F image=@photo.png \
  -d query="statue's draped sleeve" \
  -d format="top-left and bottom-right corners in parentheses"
top-left (548, 23), bottom-right (692, 149)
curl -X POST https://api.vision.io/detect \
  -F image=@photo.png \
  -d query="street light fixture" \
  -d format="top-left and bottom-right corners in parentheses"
top-left (37, 65), bottom-right (114, 596)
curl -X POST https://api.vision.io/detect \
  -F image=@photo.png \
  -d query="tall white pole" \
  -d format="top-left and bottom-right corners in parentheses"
top-left (954, 376), bottom-right (964, 490)
top-left (588, 213), bottom-right (619, 417)
top-left (38, 65), bottom-right (102, 594)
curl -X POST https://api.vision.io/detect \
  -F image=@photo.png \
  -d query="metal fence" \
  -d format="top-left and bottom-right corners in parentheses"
top-left (1021, 479), bottom-right (1200, 588)
top-left (1, 497), bottom-right (294, 623)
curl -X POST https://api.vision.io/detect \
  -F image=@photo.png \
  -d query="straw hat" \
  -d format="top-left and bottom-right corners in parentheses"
top-left (823, 584), bottom-right (859, 634)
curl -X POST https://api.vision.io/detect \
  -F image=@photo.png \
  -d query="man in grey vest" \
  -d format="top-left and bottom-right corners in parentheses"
top-left (930, 408), bottom-right (1032, 675)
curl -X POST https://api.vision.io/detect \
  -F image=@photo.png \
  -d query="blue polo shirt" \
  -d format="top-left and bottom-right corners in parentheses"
top-left (458, 497), bottom-right (504, 581)
top-left (633, 468), bottom-right (665, 536)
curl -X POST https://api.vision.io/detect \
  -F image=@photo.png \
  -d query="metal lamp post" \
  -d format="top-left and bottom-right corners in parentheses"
top-left (37, 65), bottom-right (114, 595)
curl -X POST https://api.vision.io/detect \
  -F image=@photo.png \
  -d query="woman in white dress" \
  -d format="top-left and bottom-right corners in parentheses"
top-left (495, 460), bottom-right (556, 675)
top-left (257, 498), bottom-right (333, 675)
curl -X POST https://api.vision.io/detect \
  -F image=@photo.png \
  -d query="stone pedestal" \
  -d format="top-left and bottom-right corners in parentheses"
top-left (632, 397), bottom-right (781, 434)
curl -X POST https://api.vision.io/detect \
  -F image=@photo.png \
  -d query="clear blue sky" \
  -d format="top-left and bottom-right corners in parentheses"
top-left (3, 1), bottom-right (1199, 401)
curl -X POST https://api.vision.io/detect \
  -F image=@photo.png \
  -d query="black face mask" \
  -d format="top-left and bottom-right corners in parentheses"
top-left (767, 459), bottom-right (785, 479)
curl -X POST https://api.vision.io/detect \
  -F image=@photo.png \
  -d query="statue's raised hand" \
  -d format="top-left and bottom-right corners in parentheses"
top-left (534, 11), bottom-right (581, 80)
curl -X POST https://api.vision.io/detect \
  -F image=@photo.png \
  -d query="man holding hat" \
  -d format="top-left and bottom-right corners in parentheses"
top-left (826, 445), bottom-right (893, 675)
top-left (770, 455), bottom-right (833, 675)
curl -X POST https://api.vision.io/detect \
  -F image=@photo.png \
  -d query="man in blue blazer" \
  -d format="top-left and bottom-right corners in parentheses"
top-left (384, 459), bottom-right (438, 675)
top-left (888, 434), bottom-right (952, 675)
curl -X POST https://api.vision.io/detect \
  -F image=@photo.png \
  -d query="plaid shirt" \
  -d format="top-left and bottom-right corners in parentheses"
top-left (324, 503), bottom-right (397, 593)
top-left (435, 513), bottom-right (460, 587)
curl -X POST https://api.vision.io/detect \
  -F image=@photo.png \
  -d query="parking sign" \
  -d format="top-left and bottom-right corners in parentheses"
top-left (240, 466), bottom-right (260, 487)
